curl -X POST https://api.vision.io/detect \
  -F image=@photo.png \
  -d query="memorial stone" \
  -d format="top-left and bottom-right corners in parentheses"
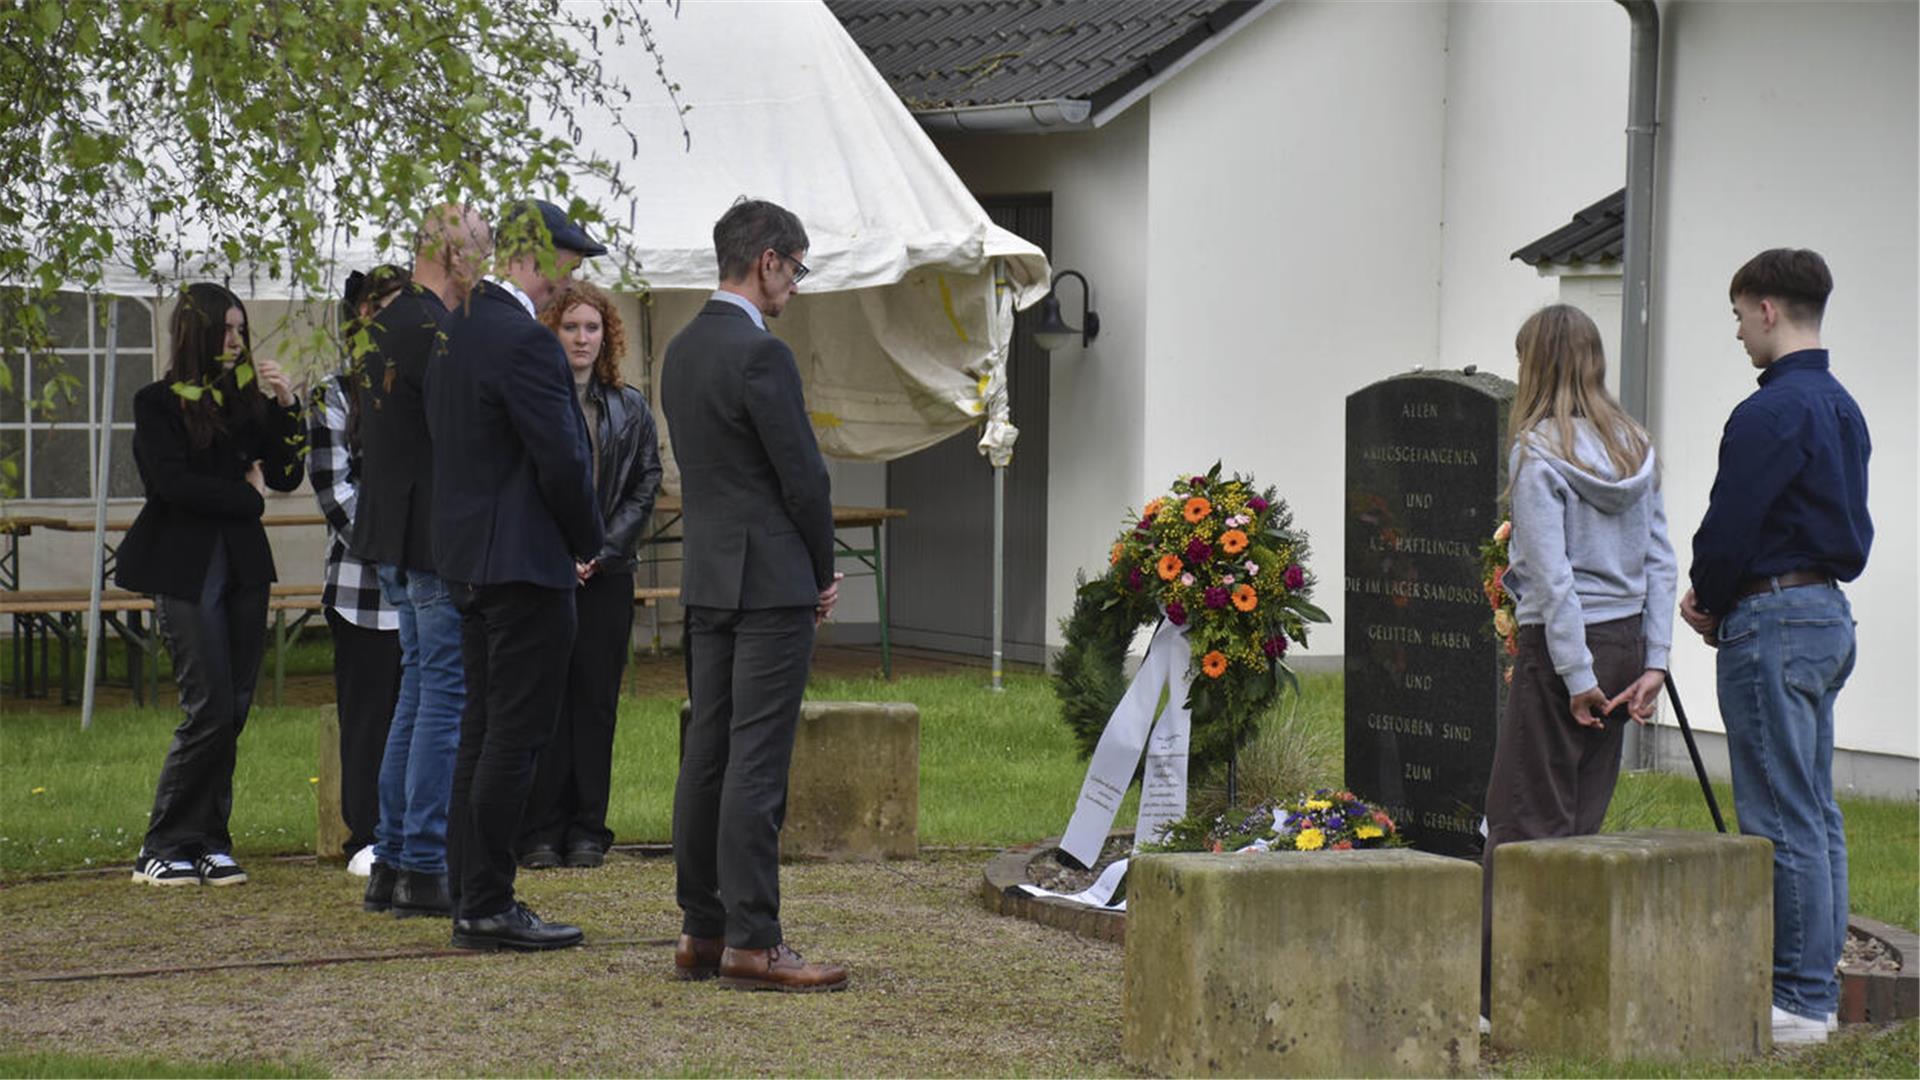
top-left (1344, 369), bottom-right (1513, 858)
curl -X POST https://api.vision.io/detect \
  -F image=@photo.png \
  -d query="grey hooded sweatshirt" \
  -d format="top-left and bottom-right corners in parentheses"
top-left (1504, 420), bottom-right (1678, 697)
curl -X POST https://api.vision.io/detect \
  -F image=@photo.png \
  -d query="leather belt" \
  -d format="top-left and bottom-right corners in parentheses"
top-left (1736, 569), bottom-right (1835, 599)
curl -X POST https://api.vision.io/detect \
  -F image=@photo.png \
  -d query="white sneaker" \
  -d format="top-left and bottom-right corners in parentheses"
top-left (1771, 1004), bottom-right (1829, 1046)
top-left (1826, 1012), bottom-right (1839, 1033)
top-left (1478, 1015), bottom-right (1491, 1035)
top-left (347, 846), bottom-right (376, 877)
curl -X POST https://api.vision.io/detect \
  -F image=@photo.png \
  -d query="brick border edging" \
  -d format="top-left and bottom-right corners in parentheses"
top-left (978, 834), bottom-right (1128, 945)
top-left (1841, 914), bottom-right (1918, 1023)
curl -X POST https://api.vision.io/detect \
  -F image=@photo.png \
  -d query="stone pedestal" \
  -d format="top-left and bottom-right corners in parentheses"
top-left (314, 710), bottom-right (349, 859)
top-left (1124, 850), bottom-right (1479, 1078)
top-left (785, 701), bottom-right (919, 860)
top-left (1490, 830), bottom-right (1773, 1061)
top-left (683, 700), bottom-right (919, 861)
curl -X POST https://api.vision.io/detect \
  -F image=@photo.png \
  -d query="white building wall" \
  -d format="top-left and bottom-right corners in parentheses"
top-left (1436, 0), bottom-right (1629, 373)
top-left (932, 105), bottom-right (1153, 655)
top-left (1141, 1), bottom-right (1452, 660)
top-left (1650, 0), bottom-right (1919, 766)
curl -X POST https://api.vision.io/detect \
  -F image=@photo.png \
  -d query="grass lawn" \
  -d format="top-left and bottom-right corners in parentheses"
top-left (1, 648), bottom-right (1915, 1077)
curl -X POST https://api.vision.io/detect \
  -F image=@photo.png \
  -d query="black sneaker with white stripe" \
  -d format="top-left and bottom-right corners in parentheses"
top-left (194, 852), bottom-right (248, 886)
top-left (132, 852), bottom-right (200, 885)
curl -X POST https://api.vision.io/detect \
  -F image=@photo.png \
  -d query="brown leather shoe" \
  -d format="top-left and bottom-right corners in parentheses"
top-left (674, 934), bottom-right (725, 981)
top-left (717, 943), bottom-right (848, 993)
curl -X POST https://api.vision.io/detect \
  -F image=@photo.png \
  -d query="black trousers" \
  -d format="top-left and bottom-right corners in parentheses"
top-left (446, 580), bottom-right (576, 920)
top-left (326, 607), bottom-right (401, 855)
top-left (1480, 614), bottom-right (1642, 1014)
top-left (144, 550), bottom-right (268, 860)
top-left (674, 604), bottom-right (815, 949)
top-left (520, 570), bottom-right (634, 855)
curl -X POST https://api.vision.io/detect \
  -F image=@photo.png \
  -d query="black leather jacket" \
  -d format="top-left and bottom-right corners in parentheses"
top-left (583, 377), bottom-right (663, 575)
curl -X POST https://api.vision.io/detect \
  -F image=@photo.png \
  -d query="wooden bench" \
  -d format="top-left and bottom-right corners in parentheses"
top-left (1, 583), bottom-right (324, 707)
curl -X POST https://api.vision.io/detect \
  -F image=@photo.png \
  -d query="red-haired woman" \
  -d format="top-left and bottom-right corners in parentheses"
top-left (518, 280), bottom-right (661, 868)
top-left (118, 282), bottom-right (305, 886)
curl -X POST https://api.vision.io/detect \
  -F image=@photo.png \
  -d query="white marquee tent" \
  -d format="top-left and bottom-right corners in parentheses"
top-left (87, 0), bottom-right (1051, 467)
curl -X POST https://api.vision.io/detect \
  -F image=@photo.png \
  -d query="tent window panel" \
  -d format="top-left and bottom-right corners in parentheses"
top-left (34, 353), bottom-right (91, 424)
top-left (0, 352), bottom-right (19, 420)
top-left (28, 428), bottom-right (91, 499)
top-left (114, 297), bottom-right (154, 348)
top-left (0, 292), bottom-right (156, 500)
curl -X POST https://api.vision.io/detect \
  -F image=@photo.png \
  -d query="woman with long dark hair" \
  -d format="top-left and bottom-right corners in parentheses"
top-left (118, 282), bottom-right (305, 886)
top-left (517, 279), bottom-right (661, 869)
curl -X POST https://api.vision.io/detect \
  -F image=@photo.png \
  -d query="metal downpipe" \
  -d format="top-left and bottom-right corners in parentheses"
top-left (1617, 0), bottom-right (1660, 424)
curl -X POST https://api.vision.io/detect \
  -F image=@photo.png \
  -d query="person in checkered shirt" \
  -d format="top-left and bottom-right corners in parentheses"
top-left (307, 268), bottom-right (405, 874)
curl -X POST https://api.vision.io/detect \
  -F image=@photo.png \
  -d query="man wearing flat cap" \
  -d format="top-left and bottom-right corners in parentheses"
top-left (425, 199), bottom-right (607, 951)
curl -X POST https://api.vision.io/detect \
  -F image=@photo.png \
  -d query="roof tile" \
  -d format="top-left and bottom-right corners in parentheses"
top-left (829, 0), bottom-right (1259, 113)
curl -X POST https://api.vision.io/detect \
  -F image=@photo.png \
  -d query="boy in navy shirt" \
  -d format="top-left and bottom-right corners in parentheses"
top-left (1682, 248), bottom-right (1872, 1046)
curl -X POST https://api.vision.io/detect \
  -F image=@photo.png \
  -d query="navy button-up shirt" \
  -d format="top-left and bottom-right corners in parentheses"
top-left (1690, 349), bottom-right (1872, 615)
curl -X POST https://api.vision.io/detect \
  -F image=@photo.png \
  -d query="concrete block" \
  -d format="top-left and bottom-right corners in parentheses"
top-left (1491, 829), bottom-right (1773, 1061)
top-left (314, 710), bottom-right (349, 859)
top-left (1124, 850), bottom-right (1479, 1078)
top-left (682, 700), bottom-right (920, 861)
top-left (784, 701), bottom-right (919, 860)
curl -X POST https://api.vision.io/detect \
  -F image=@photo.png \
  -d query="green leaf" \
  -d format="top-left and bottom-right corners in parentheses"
top-left (1289, 598), bottom-right (1330, 624)
top-left (170, 381), bottom-right (204, 401)
top-left (35, 3), bottom-right (63, 35)
top-left (232, 361), bottom-right (255, 389)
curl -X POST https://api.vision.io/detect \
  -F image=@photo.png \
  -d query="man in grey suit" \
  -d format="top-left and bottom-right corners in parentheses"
top-left (662, 199), bottom-right (846, 992)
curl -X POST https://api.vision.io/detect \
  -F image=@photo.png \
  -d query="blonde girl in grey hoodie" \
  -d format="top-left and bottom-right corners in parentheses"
top-left (1478, 304), bottom-right (1678, 1020)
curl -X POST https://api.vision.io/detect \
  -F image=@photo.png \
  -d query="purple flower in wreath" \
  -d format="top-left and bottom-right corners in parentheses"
top-left (1284, 564), bottom-right (1306, 590)
top-left (1203, 586), bottom-right (1230, 610)
top-left (1249, 496), bottom-right (1269, 513)
top-left (1190, 475), bottom-right (1207, 488)
top-left (1166, 601), bottom-right (1187, 627)
top-left (1185, 537), bottom-right (1212, 564)
top-left (1135, 517), bottom-right (1153, 533)
top-left (1127, 566), bottom-right (1145, 591)
top-left (1262, 634), bottom-right (1289, 658)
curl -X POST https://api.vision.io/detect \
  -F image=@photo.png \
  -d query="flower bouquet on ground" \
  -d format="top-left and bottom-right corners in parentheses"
top-left (1480, 518), bottom-right (1518, 684)
top-left (1143, 789), bottom-right (1405, 854)
top-left (1053, 463), bottom-right (1331, 775)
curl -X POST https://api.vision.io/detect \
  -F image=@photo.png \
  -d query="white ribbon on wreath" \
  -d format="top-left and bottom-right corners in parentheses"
top-left (1017, 616), bottom-right (1193, 908)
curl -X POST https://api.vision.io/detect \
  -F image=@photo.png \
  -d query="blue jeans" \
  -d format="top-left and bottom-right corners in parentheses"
top-left (1716, 582), bottom-right (1855, 1021)
top-left (373, 565), bottom-right (466, 874)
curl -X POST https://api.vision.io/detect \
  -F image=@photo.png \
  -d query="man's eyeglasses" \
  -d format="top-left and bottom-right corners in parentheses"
top-left (773, 250), bottom-right (810, 285)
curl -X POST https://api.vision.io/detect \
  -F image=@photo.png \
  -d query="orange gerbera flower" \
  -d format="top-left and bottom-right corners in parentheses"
top-left (1231, 584), bottom-right (1257, 611)
top-left (1201, 650), bottom-right (1229, 678)
top-left (1157, 554), bottom-right (1183, 581)
top-left (1182, 496), bottom-right (1212, 523)
top-left (1220, 528), bottom-right (1248, 554)
top-left (1110, 542), bottom-right (1125, 566)
top-left (1143, 498), bottom-right (1165, 519)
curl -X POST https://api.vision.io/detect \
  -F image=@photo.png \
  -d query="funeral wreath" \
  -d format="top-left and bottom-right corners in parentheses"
top-left (1053, 463), bottom-right (1330, 775)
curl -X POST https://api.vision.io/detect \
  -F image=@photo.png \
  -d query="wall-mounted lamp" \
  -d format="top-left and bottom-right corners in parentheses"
top-left (1031, 269), bottom-right (1099, 351)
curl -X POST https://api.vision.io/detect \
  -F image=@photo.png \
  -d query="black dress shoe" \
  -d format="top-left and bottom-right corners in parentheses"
top-left (451, 902), bottom-right (584, 951)
top-left (563, 844), bottom-right (606, 869)
top-left (518, 847), bottom-right (562, 870)
top-left (363, 862), bottom-right (397, 913)
top-left (390, 869), bottom-right (452, 919)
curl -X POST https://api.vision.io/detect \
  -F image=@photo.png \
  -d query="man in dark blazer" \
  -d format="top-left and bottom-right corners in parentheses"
top-left (425, 199), bottom-right (605, 951)
top-left (662, 198), bottom-right (846, 992)
top-left (352, 205), bottom-right (491, 921)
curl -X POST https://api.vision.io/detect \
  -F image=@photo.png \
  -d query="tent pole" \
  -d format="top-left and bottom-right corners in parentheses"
top-left (80, 300), bottom-right (118, 731)
top-left (990, 463), bottom-right (1005, 692)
